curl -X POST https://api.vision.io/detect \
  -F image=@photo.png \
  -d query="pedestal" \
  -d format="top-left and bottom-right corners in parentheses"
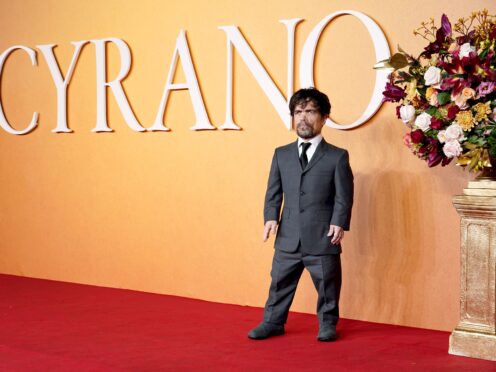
top-left (449, 179), bottom-right (496, 361)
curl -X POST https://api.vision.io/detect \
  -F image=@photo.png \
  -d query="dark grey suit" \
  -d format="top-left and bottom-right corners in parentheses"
top-left (262, 138), bottom-right (354, 326)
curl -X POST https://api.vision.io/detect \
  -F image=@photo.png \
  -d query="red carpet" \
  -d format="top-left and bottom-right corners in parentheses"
top-left (0, 274), bottom-right (494, 371)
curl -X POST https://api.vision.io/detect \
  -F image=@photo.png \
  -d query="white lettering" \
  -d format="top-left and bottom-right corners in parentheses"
top-left (37, 41), bottom-right (88, 133)
top-left (150, 30), bottom-right (214, 131)
top-left (218, 22), bottom-right (302, 130)
top-left (280, 19), bottom-right (303, 104)
top-left (0, 11), bottom-right (390, 135)
top-left (91, 38), bottom-right (145, 132)
top-left (0, 46), bottom-right (39, 135)
top-left (300, 10), bottom-right (390, 129)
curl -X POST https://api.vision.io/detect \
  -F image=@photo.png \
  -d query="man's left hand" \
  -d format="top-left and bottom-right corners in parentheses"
top-left (327, 225), bottom-right (344, 245)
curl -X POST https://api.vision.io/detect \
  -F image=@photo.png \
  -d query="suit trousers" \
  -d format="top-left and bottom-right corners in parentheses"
top-left (263, 244), bottom-right (342, 326)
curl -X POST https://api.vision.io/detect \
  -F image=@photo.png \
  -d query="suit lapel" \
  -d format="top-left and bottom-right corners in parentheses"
top-left (291, 140), bottom-right (303, 171)
top-left (302, 139), bottom-right (327, 174)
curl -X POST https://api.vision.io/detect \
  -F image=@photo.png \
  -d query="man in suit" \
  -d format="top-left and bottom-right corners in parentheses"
top-left (248, 87), bottom-right (354, 342)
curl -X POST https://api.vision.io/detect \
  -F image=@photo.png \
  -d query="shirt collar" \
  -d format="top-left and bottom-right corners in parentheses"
top-left (298, 134), bottom-right (323, 148)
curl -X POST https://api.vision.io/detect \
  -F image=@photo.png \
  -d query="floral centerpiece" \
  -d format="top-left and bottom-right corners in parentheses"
top-left (379, 10), bottom-right (496, 173)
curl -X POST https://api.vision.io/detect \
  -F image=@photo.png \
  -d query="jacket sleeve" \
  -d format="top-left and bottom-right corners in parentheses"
top-left (263, 149), bottom-right (283, 224)
top-left (330, 150), bottom-right (354, 230)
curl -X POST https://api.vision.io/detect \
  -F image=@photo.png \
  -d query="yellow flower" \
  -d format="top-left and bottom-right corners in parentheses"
top-left (473, 102), bottom-right (492, 122)
top-left (455, 111), bottom-right (476, 131)
top-left (479, 39), bottom-right (491, 50)
top-left (448, 42), bottom-right (458, 53)
top-left (405, 79), bottom-right (418, 101)
top-left (425, 87), bottom-right (436, 99)
top-left (411, 96), bottom-right (424, 109)
top-left (438, 107), bottom-right (448, 118)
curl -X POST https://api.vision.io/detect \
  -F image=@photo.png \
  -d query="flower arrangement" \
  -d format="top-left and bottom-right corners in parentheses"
top-left (379, 10), bottom-right (496, 172)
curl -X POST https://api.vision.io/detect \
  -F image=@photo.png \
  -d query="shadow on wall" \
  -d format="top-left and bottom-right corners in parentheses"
top-left (344, 170), bottom-right (439, 325)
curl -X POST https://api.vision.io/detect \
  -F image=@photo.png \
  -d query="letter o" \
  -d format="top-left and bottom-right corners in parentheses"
top-left (299, 10), bottom-right (390, 130)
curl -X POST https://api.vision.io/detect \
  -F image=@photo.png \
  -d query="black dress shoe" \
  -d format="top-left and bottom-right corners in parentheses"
top-left (317, 324), bottom-right (337, 342)
top-left (248, 322), bottom-right (285, 340)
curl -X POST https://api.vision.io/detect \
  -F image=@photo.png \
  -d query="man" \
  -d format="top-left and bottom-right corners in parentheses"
top-left (248, 87), bottom-right (354, 342)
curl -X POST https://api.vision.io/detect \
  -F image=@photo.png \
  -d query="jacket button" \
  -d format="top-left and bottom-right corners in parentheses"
top-left (300, 209), bottom-right (304, 213)
top-left (300, 191), bottom-right (305, 195)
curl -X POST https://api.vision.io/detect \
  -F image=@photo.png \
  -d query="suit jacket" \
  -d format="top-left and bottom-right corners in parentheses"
top-left (264, 139), bottom-right (354, 255)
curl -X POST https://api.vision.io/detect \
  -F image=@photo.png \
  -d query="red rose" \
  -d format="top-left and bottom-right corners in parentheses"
top-left (430, 118), bottom-right (443, 130)
top-left (447, 105), bottom-right (460, 120)
top-left (410, 129), bottom-right (425, 144)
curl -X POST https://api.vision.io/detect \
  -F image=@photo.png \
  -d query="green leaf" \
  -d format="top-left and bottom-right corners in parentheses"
top-left (468, 135), bottom-right (485, 146)
top-left (426, 107), bottom-right (438, 116)
top-left (437, 92), bottom-right (451, 105)
top-left (417, 86), bottom-right (427, 96)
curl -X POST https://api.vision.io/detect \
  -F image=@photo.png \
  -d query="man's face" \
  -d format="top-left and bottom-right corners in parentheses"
top-left (293, 101), bottom-right (328, 139)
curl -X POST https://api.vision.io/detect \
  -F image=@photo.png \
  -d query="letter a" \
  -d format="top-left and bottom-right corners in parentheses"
top-left (150, 30), bottom-right (214, 131)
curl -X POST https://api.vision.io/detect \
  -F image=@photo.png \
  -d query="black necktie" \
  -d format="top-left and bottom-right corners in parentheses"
top-left (300, 142), bottom-right (311, 169)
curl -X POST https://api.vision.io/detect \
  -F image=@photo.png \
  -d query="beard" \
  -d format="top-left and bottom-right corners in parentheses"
top-left (296, 122), bottom-right (315, 139)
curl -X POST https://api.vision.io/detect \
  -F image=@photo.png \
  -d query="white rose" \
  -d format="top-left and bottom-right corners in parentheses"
top-left (424, 66), bottom-right (441, 86)
top-left (414, 112), bottom-right (432, 132)
top-left (400, 105), bottom-right (415, 124)
top-left (492, 107), bottom-right (496, 121)
top-left (437, 130), bottom-right (447, 143)
top-left (445, 123), bottom-right (464, 141)
top-left (443, 140), bottom-right (462, 158)
top-left (459, 43), bottom-right (476, 58)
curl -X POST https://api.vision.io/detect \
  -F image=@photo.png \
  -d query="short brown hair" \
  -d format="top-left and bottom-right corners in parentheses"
top-left (289, 87), bottom-right (331, 116)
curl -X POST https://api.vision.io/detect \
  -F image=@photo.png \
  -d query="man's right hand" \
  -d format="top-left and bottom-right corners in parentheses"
top-left (263, 220), bottom-right (278, 242)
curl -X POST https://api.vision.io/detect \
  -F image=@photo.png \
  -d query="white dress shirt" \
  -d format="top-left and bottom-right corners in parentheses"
top-left (297, 134), bottom-right (323, 162)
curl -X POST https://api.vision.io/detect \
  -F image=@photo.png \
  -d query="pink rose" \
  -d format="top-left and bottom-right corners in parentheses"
top-left (444, 123), bottom-right (464, 141)
top-left (414, 112), bottom-right (432, 131)
top-left (437, 130), bottom-right (447, 143)
top-left (451, 88), bottom-right (476, 109)
top-left (461, 87), bottom-right (476, 100)
top-left (452, 94), bottom-right (467, 110)
top-left (443, 140), bottom-right (462, 158)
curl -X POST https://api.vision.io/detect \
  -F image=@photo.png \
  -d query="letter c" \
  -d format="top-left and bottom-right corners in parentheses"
top-left (0, 46), bottom-right (39, 135)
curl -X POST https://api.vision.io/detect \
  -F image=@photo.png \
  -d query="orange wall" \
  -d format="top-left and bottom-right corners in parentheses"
top-left (1, 0), bottom-right (494, 331)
